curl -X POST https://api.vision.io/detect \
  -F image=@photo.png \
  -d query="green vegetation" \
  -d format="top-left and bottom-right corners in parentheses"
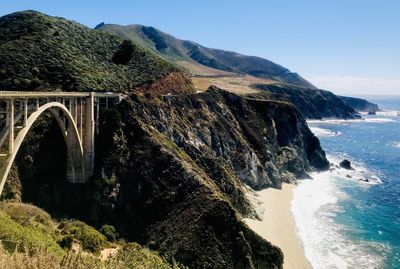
top-left (0, 202), bottom-right (183, 268)
top-left (60, 220), bottom-right (107, 253)
top-left (100, 224), bottom-right (118, 242)
top-left (112, 243), bottom-right (184, 269)
top-left (0, 204), bottom-right (63, 257)
top-left (0, 11), bottom-right (180, 91)
top-left (0, 243), bottom-right (184, 269)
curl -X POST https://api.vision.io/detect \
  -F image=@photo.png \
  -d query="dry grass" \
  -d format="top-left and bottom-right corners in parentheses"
top-left (0, 245), bottom-right (99, 269)
top-left (0, 242), bottom-right (185, 269)
top-left (0, 202), bottom-right (185, 269)
top-left (176, 60), bottom-right (233, 76)
top-left (191, 75), bottom-right (277, 95)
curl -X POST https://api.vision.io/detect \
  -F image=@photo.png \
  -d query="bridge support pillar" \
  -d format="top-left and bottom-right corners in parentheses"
top-left (5, 102), bottom-right (9, 127)
top-left (79, 98), bottom-right (83, 139)
top-left (65, 123), bottom-right (85, 184)
top-left (83, 93), bottom-right (95, 181)
top-left (23, 99), bottom-right (28, 127)
top-left (8, 100), bottom-right (14, 155)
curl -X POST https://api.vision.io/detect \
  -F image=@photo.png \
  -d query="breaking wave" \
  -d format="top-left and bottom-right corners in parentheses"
top-left (291, 155), bottom-right (388, 269)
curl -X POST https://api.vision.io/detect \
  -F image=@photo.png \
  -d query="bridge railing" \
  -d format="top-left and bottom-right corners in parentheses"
top-left (0, 91), bottom-right (122, 98)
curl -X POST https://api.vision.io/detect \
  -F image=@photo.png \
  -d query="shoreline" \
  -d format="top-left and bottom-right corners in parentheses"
top-left (244, 183), bottom-right (311, 269)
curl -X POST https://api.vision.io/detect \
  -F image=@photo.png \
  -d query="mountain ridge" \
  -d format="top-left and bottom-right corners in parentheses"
top-left (97, 23), bottom-right (316, 89)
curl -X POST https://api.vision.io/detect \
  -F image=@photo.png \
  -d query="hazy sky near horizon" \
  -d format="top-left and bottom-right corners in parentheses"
top-left (1, 0), bottom-right (400, 96)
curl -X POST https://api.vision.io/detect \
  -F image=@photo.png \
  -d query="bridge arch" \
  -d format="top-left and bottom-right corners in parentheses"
top-left (0, 102), bottom-right (85, 195)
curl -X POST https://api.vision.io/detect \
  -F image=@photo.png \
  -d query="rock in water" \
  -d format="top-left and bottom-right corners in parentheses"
top-left (340, 159), bottom-right (353, 170)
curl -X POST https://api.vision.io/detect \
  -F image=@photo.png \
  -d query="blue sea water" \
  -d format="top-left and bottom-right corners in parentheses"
top-left (292, 98), bottom-right (400, 269)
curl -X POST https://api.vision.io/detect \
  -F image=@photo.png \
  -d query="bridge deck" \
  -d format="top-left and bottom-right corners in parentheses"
top-left (0, 91), bottom-right (122, 99)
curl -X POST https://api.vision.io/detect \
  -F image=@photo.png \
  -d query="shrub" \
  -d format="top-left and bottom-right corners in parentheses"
top-left (0, 202), bottom-right (54, 229)
top-left (112, 40), bottom-right (135, 65)
top-left (0, 211), bottom-right (63, 257)
top-left (30, 77), bottom-right (43, 88)
top-left (60, 221), bottom-right (106, 254)
top-left (100, 224), bottom-right (117, 242)
top-left (58, 235), bottom-right (73, 250)
top-left (106, 242), bottom-right (186, 269)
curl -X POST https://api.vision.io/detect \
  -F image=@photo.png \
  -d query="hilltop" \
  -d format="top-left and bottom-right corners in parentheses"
top-left (97, 24), bottom-right (315, 88)
top-left (0, 11), bottom-right (193, 93)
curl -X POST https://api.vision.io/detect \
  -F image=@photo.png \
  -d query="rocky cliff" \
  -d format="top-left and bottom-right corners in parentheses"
top-left (340, 96), bottom-right (380, 112)
top-left (253, 84), bottom-right (361, 119)
top-left (3, 86), bottom-right (328, 268)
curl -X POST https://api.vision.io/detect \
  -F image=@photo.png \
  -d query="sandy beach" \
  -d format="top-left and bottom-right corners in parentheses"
top-left (244, 184), bottom-right (311, 269)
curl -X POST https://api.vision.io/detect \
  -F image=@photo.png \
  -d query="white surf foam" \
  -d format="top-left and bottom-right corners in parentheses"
top-left (307, 117), bottom-right (395, 125)
top-left (292, 168), bottom-right (388, 269)
top-left (376, 110), bottom-right (400, 117)
top-left (394, 142), bottom-right (400, 149)
top-left (310, 127), bottom-right (341, 137)
top-left (365, 117), bottom-right (396, 123)
top-left (327, 154), bottom-right (382, 185)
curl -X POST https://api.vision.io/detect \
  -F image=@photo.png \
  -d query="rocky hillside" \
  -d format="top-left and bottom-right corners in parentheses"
top-left (3, 86), bottom-right (329, 268)
top-left (340, 96), bottom-right (380, 112)
top-left (97, 24), bottom-right (315, 88)
top-left (253, 84), bottom-right (361, 119)
top-left (0, 11), bottom-right (194, 93)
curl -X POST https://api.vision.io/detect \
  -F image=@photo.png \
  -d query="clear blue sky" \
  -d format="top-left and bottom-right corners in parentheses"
top-left (1, 0), bottom-right (400, 95)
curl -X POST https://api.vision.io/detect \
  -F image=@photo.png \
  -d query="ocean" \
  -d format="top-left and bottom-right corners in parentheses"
top-left (292, 97), bottom-right (400, 269)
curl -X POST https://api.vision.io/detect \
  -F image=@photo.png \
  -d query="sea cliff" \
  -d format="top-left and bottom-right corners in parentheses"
top-left (4, 86), bottom-right (329, 268)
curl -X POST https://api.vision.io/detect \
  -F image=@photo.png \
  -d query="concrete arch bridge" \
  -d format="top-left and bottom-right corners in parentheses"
top-left (0, 91), bottom-right (123, 196)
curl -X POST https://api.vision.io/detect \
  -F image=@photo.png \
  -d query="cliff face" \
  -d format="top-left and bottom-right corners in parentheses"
top-left (91, 87), bottom-right (328, 268)
top-left (122, 86), bottom-right (328, 189)
top-left (3, 87), bottom-right (328, 269)
top-left (253, 84), bottom-right (361, 119)
top-left (340, 96), bottom-right (380, 112)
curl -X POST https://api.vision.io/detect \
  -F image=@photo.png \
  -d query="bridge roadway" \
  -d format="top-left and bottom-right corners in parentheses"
top-left (0, 91), bottom-right (124, 196)
top-left (0, 91), bottom-right (121, 98)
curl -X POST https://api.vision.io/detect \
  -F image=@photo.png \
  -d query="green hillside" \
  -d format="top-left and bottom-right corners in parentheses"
top-left (0, 11), bottom-right (183, 92)
top-left (97, 24), bottom-right (315, 88)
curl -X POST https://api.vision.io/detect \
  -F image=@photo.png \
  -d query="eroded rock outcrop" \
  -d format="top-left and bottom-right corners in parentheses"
top-left (124, 86), bottom-right (329, 189)
top-left (90, 86), bottom-right (328, 268)
top-left (3, 86), bottom-right (329, 269)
